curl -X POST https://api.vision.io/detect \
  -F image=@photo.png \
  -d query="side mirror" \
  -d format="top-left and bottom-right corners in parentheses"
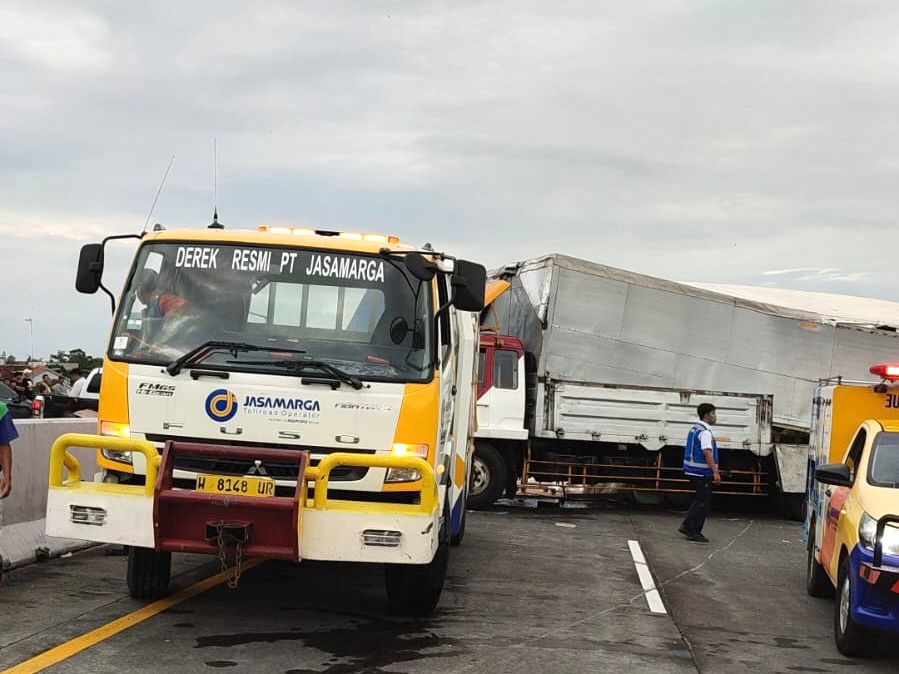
top-left (815, 463), bottom-right (852, 487)
top-left (76, 243), bottom-right (104, 294)
top-left (404, 252), bottom-right (437, 281)
top-left (451, 260), bottom-right (487, 312)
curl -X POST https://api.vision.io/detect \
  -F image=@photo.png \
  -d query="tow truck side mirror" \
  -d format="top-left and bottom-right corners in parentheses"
top-left (451, 260), bottom-right (487, 312)
top-left (815, 463), bottom-right (852, 487)
top-left (76, 243), bottom-right (104, 294)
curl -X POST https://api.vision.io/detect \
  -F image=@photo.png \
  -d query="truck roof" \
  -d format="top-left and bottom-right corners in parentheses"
top-left (143, 227), bottom-right (415, 256)
top-left (501, 253), bottom-right (899, 330)
top-left (689, 283), bottom-right (899, 331)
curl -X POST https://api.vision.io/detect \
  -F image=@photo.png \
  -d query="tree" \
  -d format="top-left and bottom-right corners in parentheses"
top-left (48, 349), bottom-right (103, 372)
top-left (4, 355), bottom-right (15, 364)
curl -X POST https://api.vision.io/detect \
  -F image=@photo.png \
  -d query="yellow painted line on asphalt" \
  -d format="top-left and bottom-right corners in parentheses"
top-left (1, 559), bottom-right (264, 674)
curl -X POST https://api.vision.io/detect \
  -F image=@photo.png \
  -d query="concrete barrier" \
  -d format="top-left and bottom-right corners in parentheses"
top-left (1, 418), bottom-right (99, 570)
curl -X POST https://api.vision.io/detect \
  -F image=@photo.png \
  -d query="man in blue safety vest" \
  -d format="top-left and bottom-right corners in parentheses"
top-left (678, 403), bottom-right (721, 543)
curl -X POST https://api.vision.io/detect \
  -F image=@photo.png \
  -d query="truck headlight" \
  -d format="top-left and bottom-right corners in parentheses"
top-left (100, 422), bottom-right (132, 465)
top-left (385, 443), bottom-right (428, 483)
top-left (858, 512), bottom-right (899, 557)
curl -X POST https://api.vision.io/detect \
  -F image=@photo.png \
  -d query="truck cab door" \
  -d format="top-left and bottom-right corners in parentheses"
top-left (436, 278), bottom-right (456, 505)
top-left (476, 347), bottom-right (492, 429)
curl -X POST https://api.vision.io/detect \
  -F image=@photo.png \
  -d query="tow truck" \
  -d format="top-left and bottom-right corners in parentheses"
top-left (805, 363), bottom-right (899, 655)
top-left (45, 223), bottom-right (485, 616)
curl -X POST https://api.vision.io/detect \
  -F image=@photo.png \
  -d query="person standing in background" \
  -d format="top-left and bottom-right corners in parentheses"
top-left (679, 403), bottom-right (721, 543)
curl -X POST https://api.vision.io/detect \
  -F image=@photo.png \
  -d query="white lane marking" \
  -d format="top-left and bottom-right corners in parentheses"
top-left (628, 539), bottom-right (667, 614)
top-left (555, 522), bottom-right (576, 528)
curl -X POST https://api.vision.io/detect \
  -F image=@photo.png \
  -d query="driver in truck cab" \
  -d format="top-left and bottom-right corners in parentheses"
top-left (135, 270), bottom-right (188, 318)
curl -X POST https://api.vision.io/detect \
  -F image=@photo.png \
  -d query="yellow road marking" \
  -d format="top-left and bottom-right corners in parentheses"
top-left (2, 559), bottom-right (264, 674)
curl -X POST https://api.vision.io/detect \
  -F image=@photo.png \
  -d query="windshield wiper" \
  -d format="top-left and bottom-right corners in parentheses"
top-left (227, 358), bottom-right (364, 390)
top-left (166, 341), bottom-right (306, 376)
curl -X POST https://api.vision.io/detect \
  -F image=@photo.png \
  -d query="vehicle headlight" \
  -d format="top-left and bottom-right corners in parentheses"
top-left (859, 512), bottom-right (877, 550)
top-left (385, 443), bottom-right (428, 483)
top-left (99, 422), bottom-right (132, 465)
top-left (858, 512), bottom-right (899, 557)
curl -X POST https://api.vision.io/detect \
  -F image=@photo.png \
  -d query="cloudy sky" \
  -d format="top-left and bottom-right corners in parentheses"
top-left (2, 0), bottom-right (899, 359)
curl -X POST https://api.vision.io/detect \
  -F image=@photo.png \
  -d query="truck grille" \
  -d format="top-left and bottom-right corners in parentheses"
top-left (144, 434), bottom-right (373, 481)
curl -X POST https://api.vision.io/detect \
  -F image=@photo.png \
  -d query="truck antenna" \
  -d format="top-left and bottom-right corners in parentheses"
top-left (209, 138), bottom-right (224, 229)
top-left (141, 154), bottom-right (175, 235)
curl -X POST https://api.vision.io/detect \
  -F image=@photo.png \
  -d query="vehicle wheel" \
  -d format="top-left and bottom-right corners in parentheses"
top-left (834, 557), bottom-right (877, 656)
top-left (467, 443), bottom-right (506, 510)
top-left (385, 501), bottom-right (449, 616)
top-left (805, 524), bottom-right (833, 598)
top-left (127, 547), bottom-right (171, 599)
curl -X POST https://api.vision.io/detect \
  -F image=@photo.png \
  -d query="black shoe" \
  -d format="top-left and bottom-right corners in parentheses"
top-left (686, 533), bottom-right (709, 543)
top-left (678, 524), bottom-right (691, 537)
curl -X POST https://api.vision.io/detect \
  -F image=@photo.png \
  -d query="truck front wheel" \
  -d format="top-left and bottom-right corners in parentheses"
top-left (384, 503), bottom-right (449, 616)
top-left (127, 547), bottom-right (171, 599)
top-left (467, 442), bottom-right (506, 510)
top-left (834, 557), bottom-right (877, 656)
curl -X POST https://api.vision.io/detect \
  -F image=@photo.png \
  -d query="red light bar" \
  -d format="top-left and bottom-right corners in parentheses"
top-left (869, 363), bottom-right (899, 380)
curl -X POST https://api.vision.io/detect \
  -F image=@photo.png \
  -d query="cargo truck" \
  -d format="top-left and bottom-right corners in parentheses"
top-left (45, 223), bottom-right (485, 616)
top-left (469, 254), bottom-right (899, 515)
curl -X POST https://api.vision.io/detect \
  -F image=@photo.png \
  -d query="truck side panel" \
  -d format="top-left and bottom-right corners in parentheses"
top-left (541, 380), bottom-right (773, 454)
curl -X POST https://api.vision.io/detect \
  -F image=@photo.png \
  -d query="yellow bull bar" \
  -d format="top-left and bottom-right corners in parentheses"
top-left (49, 434), bottom-right (437, 515)
top-left (306, 453), bottom-right (436, 514)
top-left (49, 433), bottom-right (160, 496)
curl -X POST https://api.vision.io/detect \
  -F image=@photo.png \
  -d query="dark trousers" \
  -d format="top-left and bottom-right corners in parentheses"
top-left (682, 475), bottom-right (713, 534)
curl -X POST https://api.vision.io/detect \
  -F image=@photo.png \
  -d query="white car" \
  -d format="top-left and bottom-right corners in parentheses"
top-left (77, 367), bottom-right (102, 400)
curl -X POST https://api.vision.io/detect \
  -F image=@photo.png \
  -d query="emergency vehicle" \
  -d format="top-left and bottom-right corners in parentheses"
top-left (45, 224), bottom-right (485, 616)
top-left (805, 364), bottom-right (899, 656)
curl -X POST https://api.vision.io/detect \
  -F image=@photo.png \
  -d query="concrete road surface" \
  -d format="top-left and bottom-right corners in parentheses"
top-left (0, 504), bottom-right (897, 673)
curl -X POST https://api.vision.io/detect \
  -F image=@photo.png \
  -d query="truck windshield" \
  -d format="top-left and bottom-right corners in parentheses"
top-left (869, 432), bottom-right (899, 488)
top-left (109, 242), bottom-right (434, 383)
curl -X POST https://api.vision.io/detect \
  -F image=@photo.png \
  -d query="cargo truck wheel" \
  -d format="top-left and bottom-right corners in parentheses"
top-left (385, 502), bottom-right (450, 616)
top-left (834, 558), bottom-right (877, 656)
top-left (127, 547), bottom-right (171, 599)
top-left (806, 523), bottom-right (833, 598)
top-left (467, 443), bottom-right (505, 510)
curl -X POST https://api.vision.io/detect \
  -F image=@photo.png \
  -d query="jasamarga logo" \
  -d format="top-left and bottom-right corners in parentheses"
top-left (243, 395), bottom-right (321, 424)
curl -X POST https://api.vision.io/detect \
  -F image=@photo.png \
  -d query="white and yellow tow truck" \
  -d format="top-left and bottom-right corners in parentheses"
top-left (45, 223), bottom-right (485, 616)
top-left (805, 364), bottom-right (899, 655)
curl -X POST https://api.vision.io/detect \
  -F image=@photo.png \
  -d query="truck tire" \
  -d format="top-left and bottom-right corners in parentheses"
top-left (806, 524), bottom-right (833, 598)
top-left (385, 501), bottom-right (449, 616)
top-left (127, 547), bottom-right (172, 599)
top-left (467, 442), bottom-right (506, 510)
top-left (834, 557), bottom-right (877, 656)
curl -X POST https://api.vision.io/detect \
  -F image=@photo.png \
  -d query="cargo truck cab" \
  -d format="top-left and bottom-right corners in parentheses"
top-left (469, 334), bottom-right (527, 507)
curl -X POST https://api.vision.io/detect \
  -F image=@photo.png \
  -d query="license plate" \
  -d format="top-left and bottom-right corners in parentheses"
top-left (195, 473), bottom-right (276, 498)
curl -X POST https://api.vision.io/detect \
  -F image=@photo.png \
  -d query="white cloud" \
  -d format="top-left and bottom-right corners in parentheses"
top-left (3, 0), bottom-right (899, 356)
top-left (0, 4), bottom-right (112, 72)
